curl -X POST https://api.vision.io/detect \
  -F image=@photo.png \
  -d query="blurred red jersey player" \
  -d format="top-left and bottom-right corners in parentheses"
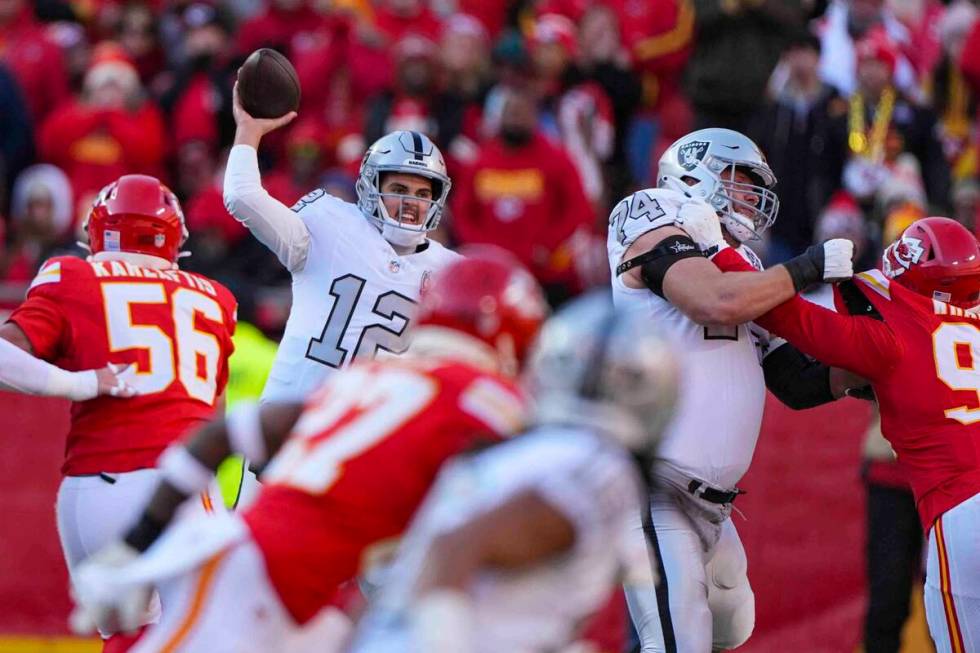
top-left (0, 174), bottom-right (237, 650)
top-left (69, 250), bottom-right (548, 653)
top-left (710, 217), bottom-right (980, 653)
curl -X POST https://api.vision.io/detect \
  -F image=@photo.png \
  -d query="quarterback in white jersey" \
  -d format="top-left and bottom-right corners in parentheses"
top-left (348, 293), bottom-right (678, 653)
top-left (223, 86), bottom-right (460, 402)
top-left (608, 128), bottom-right (856, 652)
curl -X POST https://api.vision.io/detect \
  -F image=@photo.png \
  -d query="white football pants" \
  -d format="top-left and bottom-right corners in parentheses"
top-left (924, 491), bottom-right (980, 653)
top-left (624, 489), bottom-right (755, 653)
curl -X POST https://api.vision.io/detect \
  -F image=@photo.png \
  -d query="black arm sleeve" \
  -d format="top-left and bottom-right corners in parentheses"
top-left (616, 235), bottom-right (704, 298)
top-left (763, 341), bottom-right (836, 410)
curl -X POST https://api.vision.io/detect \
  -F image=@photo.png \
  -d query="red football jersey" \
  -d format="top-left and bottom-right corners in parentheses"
top-left (715, 248), bottom-right (980, 529)
top-left (244, 358), bottom-right (527, 624)
top-left (8, 256), bottom-right (237, 475)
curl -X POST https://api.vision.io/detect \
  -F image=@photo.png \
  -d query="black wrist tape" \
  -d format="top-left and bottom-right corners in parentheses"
top-left (124, 512), bottom-right (167, 554)
top-left (783, 244), bottom-right (824, 292)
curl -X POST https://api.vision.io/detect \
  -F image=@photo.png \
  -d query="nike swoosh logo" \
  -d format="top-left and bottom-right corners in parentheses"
top-left (720, 144), bottom-right (741, 150)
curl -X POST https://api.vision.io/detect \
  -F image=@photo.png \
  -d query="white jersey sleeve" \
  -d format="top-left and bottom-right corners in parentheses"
top-left (223, 144), bottom-right (312, 274)
top-left (0, 337), bottom-right (98, 400)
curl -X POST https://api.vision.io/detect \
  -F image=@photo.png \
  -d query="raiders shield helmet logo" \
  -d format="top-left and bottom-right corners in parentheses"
top-left (678, 141), bottom-right (710, 171)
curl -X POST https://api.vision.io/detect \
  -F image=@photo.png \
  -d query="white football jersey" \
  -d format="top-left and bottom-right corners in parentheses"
top-left (263, 191), bottom-right (460, 402)
top-left (607, 188), bottom-right (767, 489)
top-left (349, 426), bottom-right (644, 653)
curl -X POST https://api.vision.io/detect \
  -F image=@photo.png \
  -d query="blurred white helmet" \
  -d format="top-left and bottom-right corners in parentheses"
top-left (355, 130), bottom-right (452, 248)
top-left (658, 128), bottom-right (779, 242)
top-left (525, 292), bottom-right (679, 457)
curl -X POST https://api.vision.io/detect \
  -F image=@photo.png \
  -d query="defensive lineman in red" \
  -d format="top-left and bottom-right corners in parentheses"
top-left (685, 214), bottom-right (980, 653)
top-left (70, 251), bottom-right (548, 653)
top-left (0, 175), bottom-right (237, 647)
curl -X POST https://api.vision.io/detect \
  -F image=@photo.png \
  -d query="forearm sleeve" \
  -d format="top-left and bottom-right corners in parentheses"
top-left (0, 337), bottom-right (97, 400)
top-left (712, 248), bottom-right (900, 380)
top-left (223, 144), bottom-right (311, 273)
top-left (762, 340), bottom-right (834, 409)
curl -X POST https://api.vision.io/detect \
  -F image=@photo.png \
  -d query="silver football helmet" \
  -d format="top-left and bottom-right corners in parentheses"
top-left (657, 128), bottom-right (779, 242)
top-left (356, 131), bottom-right (452, 248)
top-left (525, 292), bottom-right (679, 457)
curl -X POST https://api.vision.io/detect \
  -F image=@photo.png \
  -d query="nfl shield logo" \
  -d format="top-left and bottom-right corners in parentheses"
top-left (678, 141), bottom-right (710, 171)
top-left (154, 233), bottom-right (166, 248)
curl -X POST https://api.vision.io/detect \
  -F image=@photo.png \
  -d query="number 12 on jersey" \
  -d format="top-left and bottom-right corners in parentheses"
top-left (306, 274), bottom-right (417, 369)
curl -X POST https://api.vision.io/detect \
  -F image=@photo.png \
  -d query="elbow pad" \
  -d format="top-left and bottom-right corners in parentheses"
top-left (616, 235), bottom-right (704, 298)
top-left (763, 341), bottom-right (835, 410)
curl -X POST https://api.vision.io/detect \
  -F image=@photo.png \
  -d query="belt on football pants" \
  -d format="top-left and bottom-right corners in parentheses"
top-left (687, 480), bottom-right (743, 504)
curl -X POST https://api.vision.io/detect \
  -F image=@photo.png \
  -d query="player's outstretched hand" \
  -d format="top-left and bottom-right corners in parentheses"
top-left (232, 81), bottom-right (297, 148)
top-left (674, 199), bottom-right (726, 254)
top-left (70, 541), bottom-right (150, 636)
top-left (95, 363), bottom-right (138, 398)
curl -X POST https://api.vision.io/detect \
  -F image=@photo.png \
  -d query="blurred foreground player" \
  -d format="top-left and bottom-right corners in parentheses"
top-left (348, 293), bottom-right (679, 653)
top-left (0, 175), bottom-right (237, 649)
top-left (71, 251), bottom-right (547, 653)
top-left (688, 214), bottom-right (980, 653)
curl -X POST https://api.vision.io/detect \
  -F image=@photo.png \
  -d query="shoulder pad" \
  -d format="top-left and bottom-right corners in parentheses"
top-left (853, 269), bottom-right (891, 300)
top-left (608, 188), bottom-right (686, 249)
top-left (28, 256), bottom-right (88, 292)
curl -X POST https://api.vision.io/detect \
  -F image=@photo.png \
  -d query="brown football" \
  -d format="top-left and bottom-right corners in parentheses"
top-left (237, 48), bottom-right (301, 119)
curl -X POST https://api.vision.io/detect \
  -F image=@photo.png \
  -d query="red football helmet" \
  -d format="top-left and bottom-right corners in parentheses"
top-left (415, 246), bottom-right (548, 372)
top-left (85, 175), bottom-right (188, 263)
top-left (882, 217), bottom-right (980, 309)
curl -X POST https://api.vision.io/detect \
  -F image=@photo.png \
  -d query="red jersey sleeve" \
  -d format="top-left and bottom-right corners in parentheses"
top-left (458, 375), bottom-right (527, 440)
top-left (7, 259), bottom-right (76, 361)
top-left (712, 248), bottom-right (902, 381)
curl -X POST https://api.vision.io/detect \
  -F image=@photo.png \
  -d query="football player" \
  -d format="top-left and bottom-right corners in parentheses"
top-left (224, 85), bottom-right (460, 404)
top-left (0, 175), bottom-right (238, 650)
top-left (69, 251), bottom-right (547, 653)
top-left (687, 213), bottom-right (980, 653)
top-left (348, 292), bottom-right (678, 653)
top-left (608, 128), bottom-right (856, 652)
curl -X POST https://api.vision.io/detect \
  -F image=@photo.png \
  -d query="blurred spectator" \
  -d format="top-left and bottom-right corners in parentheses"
top-left (450, 87), bottom-right (595, 306)
top-left (825, 32), bottom-right (950, 213)
top-left (804, 190), bottom-right (869, 305)
top-left (224, 283), bottom-right (278, 409)
top-left (265, 120), bottom-right (328, 206)
top-left (160, 3), bottom-right (236, 162)
top-left (363, 35), bottom-right (450, 145)
top-left (754, 32), bottom-right (841, 261)
top-left (292, 2), bottom-right (351, 130)
top-left (39, 43), bottom-right (167, 222)
top-left (0, 63), bottom-right (34, 203)
top-left (439, 14), bottom-right (492, 164)
top-left (347, 0), bottom-right (443, 107)
top-left (952, 178), bottom-right (980, 235)
top-left (861, 409), bottom-right (922, 653)
top-left (686, 0), bottom-right (805, 133)
top-left (932, 1), bottom-right (978, 182)
top-left (236, 0), bottom-right (319, 57)
top-left (2, 164), bottom-right (72, 282)
top-left (576, 4), bottom-right (642, 199)
top-left (816, 0), bottom-right (918, 98)
top-left (116, 2), bottom-right (166, 86)
top-left (0, 0), bottom-right (70, 123)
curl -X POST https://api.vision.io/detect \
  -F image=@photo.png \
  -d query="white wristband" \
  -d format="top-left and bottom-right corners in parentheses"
top-left (158, 445), bottom-right (213, 496)
top-left (46, 368), bottom-right (99, 401)
top-left (226, 402), bottom-right (267, 465)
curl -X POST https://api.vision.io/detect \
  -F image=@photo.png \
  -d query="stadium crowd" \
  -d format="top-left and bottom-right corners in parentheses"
top-left (1, 0), bottom-right (976, 323)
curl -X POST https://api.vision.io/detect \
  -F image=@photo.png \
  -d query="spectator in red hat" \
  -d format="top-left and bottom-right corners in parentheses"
top-left (451, 86), bottom-right (596, 306)
top-left (0, 0), bottom-right (69, 123)
top-left (346, 0), bottom-right (443, 107)
top-left (38, 42), bottom-right (167, 224)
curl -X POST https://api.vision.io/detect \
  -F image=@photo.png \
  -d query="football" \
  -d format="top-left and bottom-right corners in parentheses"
top-left (237, 48), bottom-right (301, 119)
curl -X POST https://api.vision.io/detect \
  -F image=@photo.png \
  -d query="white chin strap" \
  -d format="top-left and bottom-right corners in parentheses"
top-left (720, 213), bottom-right (757, 243)
top-left (382, 222), bottom-right (427, 248)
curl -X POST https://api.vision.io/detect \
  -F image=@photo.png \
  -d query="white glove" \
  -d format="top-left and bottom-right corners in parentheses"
top-left (822, 238), bottom-right (855, 281)
top-left (70, 541), bottom-right (151, 636)
top-left (674, 200), bottom-right (726, 254)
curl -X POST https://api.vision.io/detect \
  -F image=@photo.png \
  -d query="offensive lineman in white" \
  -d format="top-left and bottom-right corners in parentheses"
top-left (347, 293), bottom-right (678, 653)
top-left (608, 128), bottom-right (855, 652)
top-left (224, 86), bottom-right (460, 402)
